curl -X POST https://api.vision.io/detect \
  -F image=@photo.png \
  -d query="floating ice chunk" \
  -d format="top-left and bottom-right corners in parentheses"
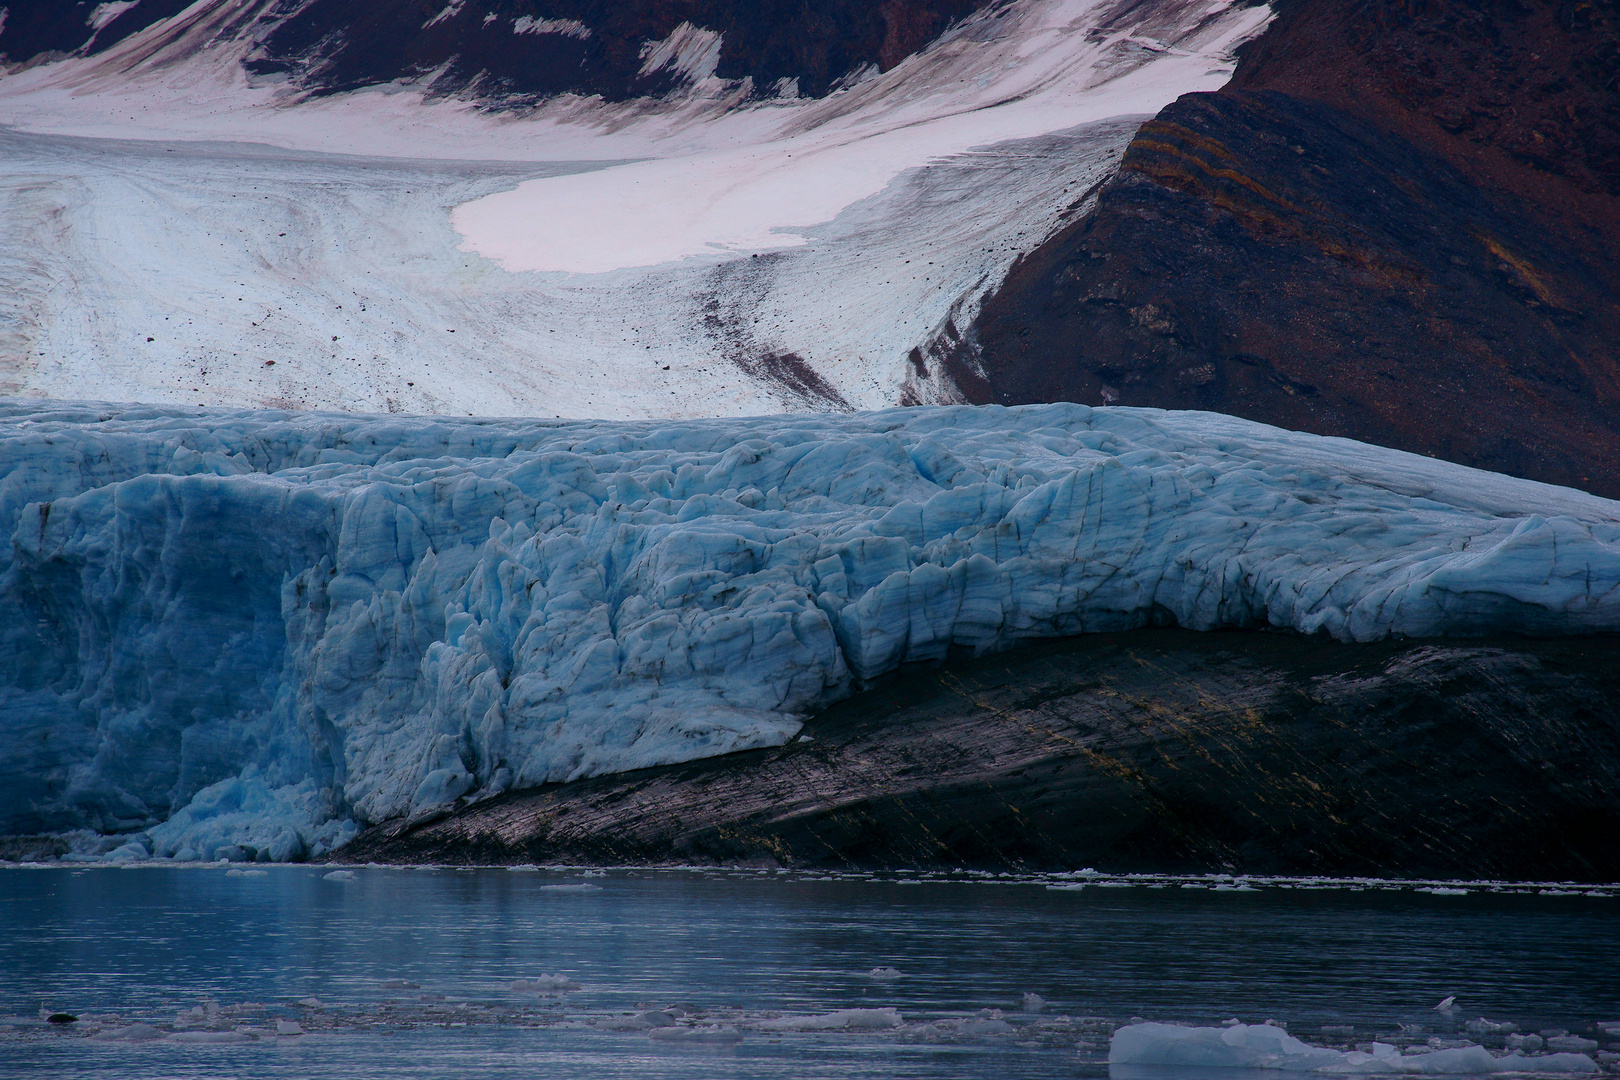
top-left (226, 868), bottom-right (268, 877)
top-left (1109, 1024), bottom-right (1598, 1074)
top-left (1548, 1038), bottom-right (1600, 1053)
top-left (758, 1007), bottom-right (903, 1031)
top-left (510, 975), bottom-right (580, 993)
top-left (954, 1011), bottom-right (1017, 1036)
top-left (506, 864), bottom-right (541, 872)
top-left (169, 1030), bottom-right (255, 1043)
top-left (90, 1023), bottom-right (165, 1041)
top-left (597, 1009), bottom-right (680, 1031)
top-left (1436, 997), bottom-right (1458, 1010)
top-left (1023, 993), bottom-right (1047, 1012)
top-left (298, 998), bottom-right (323, 1009)
top-left (1423, 889), bottom-right (1470, 896)
top-left (647, 1024), bottom-right (742, 1044)
top-left (868, 967), bottom-right (904, 980)
top-left (322, 870), bottom-right (356, 881)
top-left (536, 883), bottom-right (601, 892)
top-left (275, 1020), bottom-right (304, 1035)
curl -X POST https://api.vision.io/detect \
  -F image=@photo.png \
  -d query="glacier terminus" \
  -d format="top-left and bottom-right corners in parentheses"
top-left (3, 400), bottom-right (1618, 862)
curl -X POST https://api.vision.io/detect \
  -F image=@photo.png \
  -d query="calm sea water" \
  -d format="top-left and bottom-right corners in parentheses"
top-left (3, 866), bottom-right (1617, 1079)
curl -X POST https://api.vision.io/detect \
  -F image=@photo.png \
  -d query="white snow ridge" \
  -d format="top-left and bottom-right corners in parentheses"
top-left (2, 400), bottom-right (1618, 860)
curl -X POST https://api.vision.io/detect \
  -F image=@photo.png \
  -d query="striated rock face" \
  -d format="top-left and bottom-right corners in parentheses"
top-left (347, 627), bottom-right (1620, 882)
top-left (0, 0), bottom-right (983, 102)
top-left (963, 0), bottom-right (1620, 498)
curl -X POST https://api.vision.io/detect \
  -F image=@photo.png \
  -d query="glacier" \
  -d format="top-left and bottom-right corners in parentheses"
top-left (3, 399), bottom-right (1619, 861)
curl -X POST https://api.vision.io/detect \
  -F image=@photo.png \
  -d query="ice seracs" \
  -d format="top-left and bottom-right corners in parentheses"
top-left (2, 400), bottom-right (1618, 860)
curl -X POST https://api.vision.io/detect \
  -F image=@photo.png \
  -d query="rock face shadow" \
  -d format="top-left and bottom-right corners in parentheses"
top-left (349, 627), bottom-right (1620, 882)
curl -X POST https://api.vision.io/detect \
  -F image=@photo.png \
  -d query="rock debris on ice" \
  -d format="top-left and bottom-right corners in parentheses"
top-left (2, 400), bottom-right (1618, 859)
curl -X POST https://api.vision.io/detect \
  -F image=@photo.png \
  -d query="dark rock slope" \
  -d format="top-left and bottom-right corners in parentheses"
top-left (0, 0), bottom-right (983, 102)
top-left (963, 0), bottom-right (1620, 498)
top-left (346, 628), bottom-right (1620, 882)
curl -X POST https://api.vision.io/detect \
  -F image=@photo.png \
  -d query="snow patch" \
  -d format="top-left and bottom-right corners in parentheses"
top-left (511, 16), bottom-right (590, 39)
top-left (638, 23), bottom-right (723, 83)
top-left (87, 2), bottom-right (139, 31)
top-left (423, 2), bottom-right (462, 30)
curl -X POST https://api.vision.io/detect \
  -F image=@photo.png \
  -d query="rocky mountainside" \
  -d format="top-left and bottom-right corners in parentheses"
top-left (961, 0), bottom-right (1620, 498)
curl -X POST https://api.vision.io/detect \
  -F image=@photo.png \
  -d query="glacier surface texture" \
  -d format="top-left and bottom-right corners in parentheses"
top-left (3, 400), bottom-right (1619, 860)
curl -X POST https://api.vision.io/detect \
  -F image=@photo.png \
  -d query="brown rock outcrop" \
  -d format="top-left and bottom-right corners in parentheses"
top-left (963, 0), bottom-right (1620, 497)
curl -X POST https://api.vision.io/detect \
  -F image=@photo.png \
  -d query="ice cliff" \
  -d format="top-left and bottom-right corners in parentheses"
top-left (3, 400), bottom-right (1618, 860)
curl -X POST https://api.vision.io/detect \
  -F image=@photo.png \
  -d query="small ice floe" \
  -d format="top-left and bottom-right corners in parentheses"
top-left (297, 998), bottom-right (324, 1009)
top-left (648, 1025), bottom-right (741, 1044)
top-left (952, 1010), bottom-right (1015, 1036)
top-left (89, 1023), bottom-right (165, 1042)
top-left (226, 868), bottom-right (268, 877)
top-left (1109, 1022), bottom-right (1599, 1074)
top-left (169, 1030), bottom-right (255, 1044)
top-left (379, 980), bottom-right (420, 990)
top-left (510, 975), bottom-right (580, 994)
top-left (536, 883), bottom-right (601, 892)
top-left (506, 864), bottom-right (540, 872)
top-left (1548, 1037), bottom-right (1601, 1053)
top-left (596, 1009), bottom-right (680, 1031)
top-left (1022, 993), bottom-right (1047, 1013)
top-left (1436, 997), bottom-right (1458, 1012)
top-left (322, 870), bottom-right (356, 881)
top-left (758, 1008), bottom-right (903, 1032)
top-left (867, 967), bottom-right (903, 980)
top-left (1422, 888), bottom-right (1470, 896)
top-left (274, 1020), bottom-right (304, 1035)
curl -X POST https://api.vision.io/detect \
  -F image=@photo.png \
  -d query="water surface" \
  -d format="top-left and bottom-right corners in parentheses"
top-left (3, 867), bottom-right (1616, 1078)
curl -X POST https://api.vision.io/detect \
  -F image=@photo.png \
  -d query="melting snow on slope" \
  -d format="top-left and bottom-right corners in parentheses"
top-left (451, 0), bottom-right (1272, 273)
top-left (1, 400), bottom-right (1617, 860)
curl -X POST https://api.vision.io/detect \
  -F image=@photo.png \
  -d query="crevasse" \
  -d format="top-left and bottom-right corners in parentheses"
top-left (3, 400), bottom-right (1618, 860)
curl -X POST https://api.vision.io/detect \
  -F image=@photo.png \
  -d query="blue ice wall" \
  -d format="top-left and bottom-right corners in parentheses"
top-left (3, 400), bottom-right (1617, 859)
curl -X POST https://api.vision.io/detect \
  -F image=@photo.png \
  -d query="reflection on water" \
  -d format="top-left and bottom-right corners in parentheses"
top-left (2, 866), bottom-right (1617, 1079)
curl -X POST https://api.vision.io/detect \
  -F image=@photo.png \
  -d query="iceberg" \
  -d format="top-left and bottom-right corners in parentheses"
top-left (1109, 1023), bottom-right (1599, 1074)
top-left (3, 400), bottom-right (1618, 859)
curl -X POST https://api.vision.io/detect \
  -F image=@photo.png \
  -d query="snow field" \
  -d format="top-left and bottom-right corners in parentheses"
top-left (0, 0), bottom-right (1272, 416)
top-left (2, 400), bottom-right (1618, 859)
